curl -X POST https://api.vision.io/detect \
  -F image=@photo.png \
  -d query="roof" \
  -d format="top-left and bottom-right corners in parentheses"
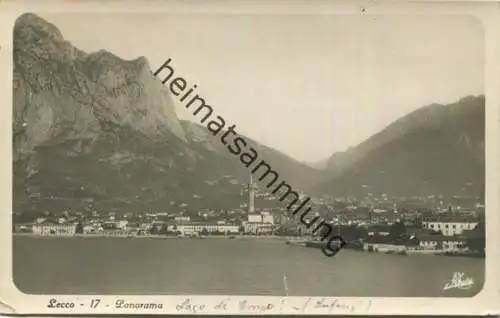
top-left (364, 236), bottom-right (395, 244)
top-left (406, 228), bottom-right (433, 236)
top-left (423, 215), bottom-right (479, 223)
top-left (178, 222), bottom-right (238, 226)
top-left (245, 222), bottom-right (273, 225)
top-left (34, 219), bottom-right (63, 225)
top-left (367, 225), bottom-right (391, 232)
top-left (462, 228), bottom-right (484, 239)
top-left (418, 235), bottom-right (467, 242)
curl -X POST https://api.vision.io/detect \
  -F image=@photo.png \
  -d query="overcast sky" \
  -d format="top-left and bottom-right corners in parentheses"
top-left (37, 13), bottom-right (484, 162)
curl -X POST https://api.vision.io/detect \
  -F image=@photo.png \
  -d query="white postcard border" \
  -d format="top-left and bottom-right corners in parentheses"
top-left (0, 0), bottom-right (499, 315)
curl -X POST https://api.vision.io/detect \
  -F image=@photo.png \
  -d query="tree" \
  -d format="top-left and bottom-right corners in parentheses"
top-left (389, 221), bottom-right (406, 240)
top-left (436, 241), bottom-right (443, 250)
top-left (465, 221), bottom-right (485, 254)
top-left (158, 224), bottom-right (168, 235)
top-left (75, 222), bottom-right (84, 234)
top-left (149, 225), bottom-right (158, 235)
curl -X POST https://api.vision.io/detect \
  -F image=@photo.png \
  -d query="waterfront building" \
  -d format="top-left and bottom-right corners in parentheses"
top-left (102, 221), bottom-right (118, 229)
top-left (248, 213), bottom-right (262, 223)
top-left (243, 222), bottom-right (274, 234)
top-left (418, 235), bottom-right (467, 250)
top-left (140, 223), bottom-right (152, 230)
top-left (261, 212), bottom-right (274, 224)
top-left (117, 220), bottom-right (128, 229)
top-left (422, 216), bottom-right (478, 236)
top-left (174, 216), bottom-right (191, 222)
top-left (32, 219), bottom-right (77, 236)
top-left (98, 229), bottom-right (131, 237)
top-left (366, 225), bottom-right (391, 236)
top-left (82, 224), bottom-right (95, 233)
top-left (176, 222), bottom-right (239, 235)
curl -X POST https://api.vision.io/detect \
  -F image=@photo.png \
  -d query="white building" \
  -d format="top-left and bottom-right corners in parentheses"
top-left (243, 222), bottom-right (274, 234)
top-left (174, 216), bottom-right (191, 223)
top-left (117, 220), bottom-right (128, 229)
top-left (422, 216), bottom-right (478, 236)
top-left (418, 235), bottom-right (467, 250)
top-left (261, 211), bottom-right (274, 224)
top-left (175, 223), bottom-right (239, 235)
top-left (32, 220), bottom-right (77, 236)
top-left (248, 213), bottom-right (262, 223)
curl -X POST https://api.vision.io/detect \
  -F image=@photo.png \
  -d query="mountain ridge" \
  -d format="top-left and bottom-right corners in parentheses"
top-left (313, 95), bottom-right (485, 198)
top-left (13, 13), bottom-right (320, 215)
top-left (12, 13), bottom-right (484, 216)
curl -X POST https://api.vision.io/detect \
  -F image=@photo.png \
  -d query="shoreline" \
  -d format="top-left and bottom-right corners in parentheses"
top-left (12, 233), bottom-right (298, 241)
top-left (296, 239), bottom-right (484, 258)
top-left (13, 234), bottom-right (484, 258)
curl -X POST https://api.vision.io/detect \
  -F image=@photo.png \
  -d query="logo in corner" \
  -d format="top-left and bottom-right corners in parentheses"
top-left (443, 272), bottom-right (474, 291)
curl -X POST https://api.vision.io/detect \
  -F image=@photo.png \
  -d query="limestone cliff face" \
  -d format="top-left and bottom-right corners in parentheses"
top-left (13, 13), bottom-right (186, 161)
top-left (12, 13), bottom-right (319, 215)
top-left (12, 13), bottom-right (208, 214)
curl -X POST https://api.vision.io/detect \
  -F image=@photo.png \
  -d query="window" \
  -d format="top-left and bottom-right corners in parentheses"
top-left (452, 224), bottom-right (456, 228)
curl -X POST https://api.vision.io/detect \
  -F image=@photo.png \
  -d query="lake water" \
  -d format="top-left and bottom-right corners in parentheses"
top-left (13, 236), bottom-right (484, 297)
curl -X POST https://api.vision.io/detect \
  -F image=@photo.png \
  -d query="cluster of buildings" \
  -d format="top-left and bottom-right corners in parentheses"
top-left (360, 205), bottom-right (484, 253)
top-left (16, 175), bottom-right (278, 237)
top-left (15, 175), bottom-right (486, 255)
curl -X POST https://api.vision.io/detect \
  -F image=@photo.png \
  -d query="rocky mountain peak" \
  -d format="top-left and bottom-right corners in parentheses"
top-left (15, 13), bottom-right (65, 43)
top-left (13, 13), bottom-right (186, 161)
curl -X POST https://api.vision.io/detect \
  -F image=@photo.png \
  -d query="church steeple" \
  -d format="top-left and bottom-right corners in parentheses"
top-left (248, 173), bottom-right (255, 214)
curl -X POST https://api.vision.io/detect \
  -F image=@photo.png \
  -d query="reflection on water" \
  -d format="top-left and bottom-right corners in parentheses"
top-left (13, 236), bottom-right (484, 297)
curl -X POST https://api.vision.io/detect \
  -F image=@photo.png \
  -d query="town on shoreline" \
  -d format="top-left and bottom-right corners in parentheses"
top-left (13, 177), bottom-right (486, 258)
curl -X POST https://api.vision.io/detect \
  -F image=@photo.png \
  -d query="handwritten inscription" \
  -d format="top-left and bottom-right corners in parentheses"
top-left (45, 297), bottom-right (373, 314)
top-left (314, 298), bottom-right (355, 313)
top-left (238, 300), bottom-right (275, 312)
top-left (175, 298), bottom-right (207, 313)
top-left (291, 297), bottom-right (372, 314)
top-left (213, 299), bottom-right (230, 311)
top-left (291, 297), bottom-right (311, 312)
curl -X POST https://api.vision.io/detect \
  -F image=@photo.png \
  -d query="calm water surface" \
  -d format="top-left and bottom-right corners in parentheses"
top-left (13, 236), bottom-right (484, 297)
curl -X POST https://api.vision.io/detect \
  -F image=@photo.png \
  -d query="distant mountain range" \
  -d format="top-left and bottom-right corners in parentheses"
top-left (311, 95), bottom-right (485, 198)
top-left (13, 13), bottom-right (485, 215)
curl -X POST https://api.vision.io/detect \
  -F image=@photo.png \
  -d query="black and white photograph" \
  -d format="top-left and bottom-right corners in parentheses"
top-left (2, 1), bottom-right (499, 315)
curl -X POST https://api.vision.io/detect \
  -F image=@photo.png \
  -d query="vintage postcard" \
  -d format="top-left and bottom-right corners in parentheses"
top-left (0, 0), bottom-right (499, 315)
